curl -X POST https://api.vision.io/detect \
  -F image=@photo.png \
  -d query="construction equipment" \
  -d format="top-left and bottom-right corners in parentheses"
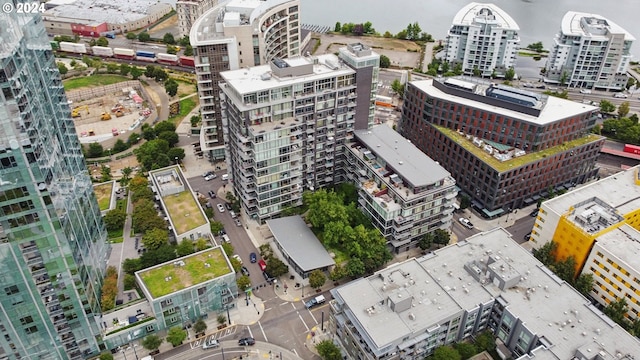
top-left (114, 110), bottom-right (124, 117)
top-left (100, 113), bottom-right (112, 121)
top-left (111, 103), bottom-right (124, 113)
top-left (71, 105), bottom-right (89, 118)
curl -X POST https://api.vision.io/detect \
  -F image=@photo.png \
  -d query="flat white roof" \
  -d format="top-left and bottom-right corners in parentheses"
top-left (221, 54), bottom-right (354, 94)
top-left (561, 11), bottom-right (636, 41)
top-left (44, 0), bottom-right (171, 25)
top-left (544, 165), bottom-right (640, 216)
top-left (594, 225), bottom-right (640, 271)
top-left (452, 2), bottom-right (519, 30)
top-left (411, 79), bottom-right (597, 125)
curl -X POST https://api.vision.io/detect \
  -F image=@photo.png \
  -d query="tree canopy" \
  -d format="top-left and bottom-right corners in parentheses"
top-left (141, 335), bottom-right (162, 352)
top-left (316, 340), bottom-right (342, 360)
top-left (166, 327), bottom-right (187, 346)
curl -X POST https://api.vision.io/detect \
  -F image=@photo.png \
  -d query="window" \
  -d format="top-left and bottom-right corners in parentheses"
top-left (20, 316), bottom-right (33, 325)
top-left (4, 286), bottom-right (18, 296)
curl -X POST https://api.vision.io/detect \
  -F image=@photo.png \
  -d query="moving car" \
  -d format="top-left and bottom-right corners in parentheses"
top-left (240, 266), bottom-right (250, 276)
top-left (304, 295), bottom-right (326, 309)
top-left (238, 338), bottom-right (255, 346)
top-left (204, 174), bottom-right (216, 181)
top-left (235, 218), bottom-right (242, 227)
top-left (579, 89), bottom-right (592, 94)
top-left (458, 217), bottom-right (474, 229)
top-left (216, 204), bottom-right (225, 213)
top-left (613, 93), bottom-right (628, 98)
top-left (202, 339), bottom-right (219, 350)
top-left (249, 252), bottom-right (257, 263)
top-left (202, 171), bottom-right (214, 178)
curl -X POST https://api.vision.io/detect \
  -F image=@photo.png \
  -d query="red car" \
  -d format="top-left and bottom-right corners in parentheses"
top-left (258, 259), bottom-right (267, 272)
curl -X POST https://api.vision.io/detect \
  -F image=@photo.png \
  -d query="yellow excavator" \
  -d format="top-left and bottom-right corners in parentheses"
top-left (71, 105), bottom-right (89, 118)
top-left (101, 112), bottom-right (112, 121)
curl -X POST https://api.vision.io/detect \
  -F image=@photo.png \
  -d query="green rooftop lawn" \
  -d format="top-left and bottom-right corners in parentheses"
top-left (139, 248), bottom-right (231, 298)
top-left (94, 182), bottom-right (113, 211)
top-left (436, 125), bottom-right (602, 172)
top-left (162, 190), bottom-right (206, 234)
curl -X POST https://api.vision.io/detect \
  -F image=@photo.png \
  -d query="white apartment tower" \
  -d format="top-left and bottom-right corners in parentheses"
top-left (444, 3), bottom-right (520, 77)
top-left (190, 0), bottom-right (301, 161)
top-left (219, 44), bottom-right (380, 222)
top-left (176, 0), bottom-right (217, 38)
top-left (545, 11), bottom-right (635, 90)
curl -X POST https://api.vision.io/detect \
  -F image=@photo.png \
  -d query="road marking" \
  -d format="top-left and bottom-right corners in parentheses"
top-left (247, 326), bottom-right (254, 338)
top-left (292, 348), bottom-right (298, 356)
top-left (297, 312), bottom-right (309, 332)
top-left (258, 321), bottom-right (268, 342)
top-left (264, 307), bottom-right (272, 312)
top-left (290, 302), bottom-right (296, 310)
top-left (308, 309), bottom-right (318, 324)
top-left (280, 302), bottom-right (289, 306)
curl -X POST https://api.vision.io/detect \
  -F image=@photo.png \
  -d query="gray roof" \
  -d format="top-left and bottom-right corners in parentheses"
top-left (354, 125), bottom-right (451, 188)
top-left (266, 216), bottom-right (335, 272)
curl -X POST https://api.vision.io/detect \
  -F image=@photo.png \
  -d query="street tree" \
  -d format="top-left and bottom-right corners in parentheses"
top-left (86, 142), bottom-right (104, 158)
top-left (504, 67), bottom-right (516, 81)
top-left (432, 345), bottom-right (462, 360)
top-left (626, 77), bottom-right (636, 90)
top-left (433, 229), bottom-right (450, 247)
top-left (120, 167), bottom-right (133, 187)
top-left (141, 335), bottom-right (163, 353)
top-left (166, 327), bottom-right (187, 347)
top-left (237, 275), bottom-right (251, 291)
top-left (334, 22), bottom-right (341, 32)
top-left (142, 228), bottom-right (169, 250)
top-left (193, 319), bottom-right (207, 336)
top-left (119, 63), bottom-right (131, 76)
top-left (210, 220), bottom-right (224, 235)
top-left (265, 257), bottom-right (288, 277)
top-left (526, 42), bottom-right (544, 52)
top-left (100, 165), bottom-right (112, 182)
top-left (137, 32), bottom-right (151, 42)
top-left (599, 99), bottom-right (616, 113)
top-left (166, 45), bottom-right (178, 55)
top-left (316, 340), bottom-right (342, 360)
top-left (229, 257), bottom-right (242, 273)
top-left (183, 45), bottom-right (194, 56)
top-left (163, 33), bottom-right (176, 44)
top-left (346, 257), bottom-right (365, 278)
top-left (57, 62), bottom-right (68, 75)
top-left (113, 139), bottom-right (128, 153)
top-left (221, 242), bottom-right (234, 257)
top-left (176, 239), bottom-right (195, 257)
top-left (604, 298), bottom-right (629, 327)
top-left (454, 342), bottom-right (477, 360)
top-left (126, 32), bottom-right (137, 40)
top-left (96, 37), bottom-right (109, 46)
top-left (379, 54), bottom-right (390, 68)
top-left (574, 273), bottom-right (594, 297)
top-left (329, 265), bottom-right (346, 281)
top-left (106, 63), bottom-right (119, 74)
top-left (419, 233), bottom-right (433, 250)
top-left (103, 209), bottom-right (126, 231)
top-left (130, 67), bottom-right (143, 80)
top-left (217, 314), bottom-right (227, 326)
top-left (391, 78), bottom-right (404, 97)
top-left (308, 269), bottom-right (326, 290)
top-left (618, 101), bottom-right (630, 118)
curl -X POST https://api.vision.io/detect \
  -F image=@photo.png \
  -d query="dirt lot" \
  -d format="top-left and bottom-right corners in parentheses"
top-left (315, 33), bottom-right (422, 69)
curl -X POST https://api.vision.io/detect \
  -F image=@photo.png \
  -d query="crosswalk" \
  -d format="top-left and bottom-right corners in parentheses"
top-left (189, 325), bottom-right (237, 349)
top-left (301, 24), bottom-right (331, 34)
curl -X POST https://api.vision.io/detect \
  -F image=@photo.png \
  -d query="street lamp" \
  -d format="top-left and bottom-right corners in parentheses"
top-left (121, 348), bottom-right (128, 360)
top-left (505, 208), bottom-right (512, 223)
top-left (131, 344), bottom-right (139, 360)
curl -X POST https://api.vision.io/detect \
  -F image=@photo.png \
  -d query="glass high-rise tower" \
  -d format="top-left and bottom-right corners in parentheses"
top-left (0, 5), bottom-right (109, 360)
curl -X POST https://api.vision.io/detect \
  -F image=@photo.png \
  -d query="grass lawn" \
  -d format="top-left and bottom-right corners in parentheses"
top-left (436, 126), bottom-right (602, 172)
top-left (116, 198), bottom-right (127, 212)
top-left (63, 74), bottom-right (130, 91)
top-left (94, 182), bottom-right (113, 211)
top-left (139, 247), bottom-right (231, 298)
top-left (109, 237), bottom-right (124, 244)
top-left (168, 97), bottom-right (198, 126)
top-left (162, 190), bottom-right (206, 234)
top-left (108, 228), bottom-right (124, 240)
top-left (176, 80), bottom-right (196, 98)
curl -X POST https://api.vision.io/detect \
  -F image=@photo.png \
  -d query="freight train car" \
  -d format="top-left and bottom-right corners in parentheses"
top-left (91, 46), bottom-right (114, 57)
top-left (157, 53), bottom-right (179, 65)
top-left (59, 41), bottom-right (87, 54)
top-left (624, 144), bottom-right (640, 155)
top-left (179, 56), bottom-right (195, 67)
top-left (113, 48), bottom-right (136, 60)
top-left (135, 51), bottom-right (156, 62)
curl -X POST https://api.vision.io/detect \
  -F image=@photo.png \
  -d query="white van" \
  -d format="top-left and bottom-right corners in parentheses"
top-left (221, 234), bottom-right (230, 243)
top-left (221, 174), bottom-right (229, 181)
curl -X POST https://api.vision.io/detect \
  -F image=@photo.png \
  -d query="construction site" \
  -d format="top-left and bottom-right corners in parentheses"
top-left (65, 80), bottom-right (154, 145)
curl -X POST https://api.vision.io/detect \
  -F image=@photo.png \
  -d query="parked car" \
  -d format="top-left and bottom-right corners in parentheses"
top-left (258, 259), bottom-right (267, 271)
top-left (235, 218), bottom-right (242, 227)
top-left (249, 252), bottom-right (257, 263)
top-left (614, 93), bottom-right (628, 98)
top-left (240, 266), bottom-right (250, 276)
top-left (224, 202), bottom-right (232, 211)
top-left (229, 210), bottom-right (237, 218)
top-left (202, 171), bottom-right (214, 178)
top-left (238, 337), bottom-right (255, 346)
top-left (232, 254), bottom-right (242, 264)
top-left (202, 339), bottom-right (219, 350)
top-left (530, 209), bottom-right (539, 217)
top-left (579, 89), bottom-right (592, 94)
top-left (204, 174), bottom-right (216, 181)
top-left (458, 217), bottom-right (474, 229)
top-left (522, 83), bottom-right (534, 88)
top-left (262, 271), bottom-right (274, 283)
top-left (208, 190), bottom-right (216, 198)
top-left (524, 233), bottom-right (532, 241)
top-left (216, 204), bottom-right (225, 213)
top-left (305, 295), bottom-right (326, 309)
top-left (218, 228), bottom-right (226, 236)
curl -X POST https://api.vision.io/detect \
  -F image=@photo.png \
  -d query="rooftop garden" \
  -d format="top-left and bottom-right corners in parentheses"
top-left (162, 190), bottom-right (207, 234)
top-left (436, 125), bottom-right (602, 172)
top-left (138, 247), bottom-right (231, 298)
top-left (93, 181), bottom-right (114, 211)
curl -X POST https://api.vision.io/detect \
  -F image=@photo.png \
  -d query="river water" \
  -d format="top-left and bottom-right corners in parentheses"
top-left (300, 0), bottom-right (639, 57)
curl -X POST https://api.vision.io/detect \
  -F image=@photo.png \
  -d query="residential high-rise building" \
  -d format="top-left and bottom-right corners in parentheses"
top-left (398, 77), bottom-right (603, 216)
top-left (330, 228), bottom-right (640, 360)
top-left (343, 126), bottom-right (458, 254)
top-left (544, 11), bottom-right (635, 90)
top-left (190, 0), bottom-right (301, 161)
top-left (176, 0), bottom-right (217, 38)
top-left (0, 7), bottom-right (109, 360)
top-left (530, 165), bottom-right (640, 318)
top-left (444, 3), bottom-right (520, 77)
top-left (219, 44), bottom-right (379, 222)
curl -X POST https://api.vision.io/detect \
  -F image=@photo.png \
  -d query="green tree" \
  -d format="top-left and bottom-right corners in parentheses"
top-left (120, 63), bottom-right (131, 76)
top-left (123, 274), bottom-right (137, 290)
top-left (210, 220), bottom-right (224, 235)
top-left (552, 256), bottom-right (577, 282)
top-left (454, 342), bottom-right (477, 360)
top-left (419, 233), bottom-right (433, 250)
top-left (120, 166), bottom-right (133, 187)
top-left (176, 239), bottom-right (195, 257)
top-left (87, 142), bottom-right (104, 158)
top-left (334, 22), bottom-right (341, 32)
top-left (163, 33), bottom-right (176, 44)
top-left (237, 275), bottom-right (251, 291)
top-left (154, 120), bottom-right (177, 134)
top-left (166, 45), bottom-right (178, 55)
top-left (391, 78), bottom-right (404, 97)
top-left (158, 131), bottom-right (179, 147)
top-left (329, 265), bottom-right (346, 281)
top-left (179, 35), bottom-right (191, 46)
top-left (113, 139), bottom-right (129, 153)
top-left (526, 41), bottom-right (544, 53)
top-left (346, 257), bottom-right (365, 278)
top-left (574, 273), bottom-right (594, 297)
top-left (168, 148), bottom-right (186, 164)
top-left (132, 200), bottom-right (166, 232)
top-left (363, 21), bottom-right (374, 34)
top-left (532, 241), bottom-right (557, 266)
top-left (137, 32), bottom-right (151, 42)
top-left (99, 353), bottom-right (114, 360)
top-left (190, 115), bottom-right (201, 127)
top-left (195, 238), bottom-right (209, 251)
top-left (600, 99), bottom-right (616, 113)
top-left (618, 101), bottom-right (630, 118)
top-left (141, 334), bottom-right (163, 352)
top-left (432, 345), bottom-right (461, 360)
top-left (126, 32), bottom-right (137, 40)
top-left (57, 62), bottom-right (68, 75)
top-left (103, 209), bottom-right (126, 231)
top-left (308, 269), bottom-right (326, 290)
top-left (217, 314), bottom-right (227, 325)
top-left (504, 67), bottom-right (515, 81)
top-left (395, 29), bottom-right (407, 39)
top-left (316, 340), bottom-right (342, 360)
top-left (130, 66), bottom-right (143, 80)
top-left (135, 138), bottom-right (171, 170)
top-left (145, 65), bottom-right (157, 78)
top-left (123, 258), bottom-right (142, 275)
top-left (559, 71), bottom-right (568, 86)
top-left (379, 54), bottom-right (391, 68)
top-left (604, 298), bottom-right (629, 327)
top-left (167, 326), bottom-right (187, 347)
top-left (183, 45), bottom-right (193, 56)
top-left (100, 165), bottom-right (112, 182)
top-left (433, 229), bottom-right (450, 248)
top-left (106, 63), bottom-right (119, 74)
top-left (142, 228), bottom-right (169, 250)
top-left (139, 244), bottom-right (177, 269)
top-left (193, 319), bottom-right (207, 335)
top-left (626, 77), bottom-right (636, 90)
top-left (474, 331), bottom-right (496, 351)
top-left (383, 31), bottom-right (393, 38)
top-left (265, 257), bottom-right (289, 277)
top-left (96, 36), bottom-right (109, 47)
top-left (164, 78), bottom-right (179, 96)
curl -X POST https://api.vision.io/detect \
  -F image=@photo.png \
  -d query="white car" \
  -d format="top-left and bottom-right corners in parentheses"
top-left (613, 93), bottom-right (628, 98)
top-left (204, 174), bottom-right (216, 181)
top-left (232, 254), bottom-right (242, 264)
top-left (579, 89), bottom-right (592, 94)
top-left (216, 203), bottom-right (225, 213)
top-left (202, 339), bottom-right (219, 350)
top-left (458, 217), bottom-right (474, 229)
